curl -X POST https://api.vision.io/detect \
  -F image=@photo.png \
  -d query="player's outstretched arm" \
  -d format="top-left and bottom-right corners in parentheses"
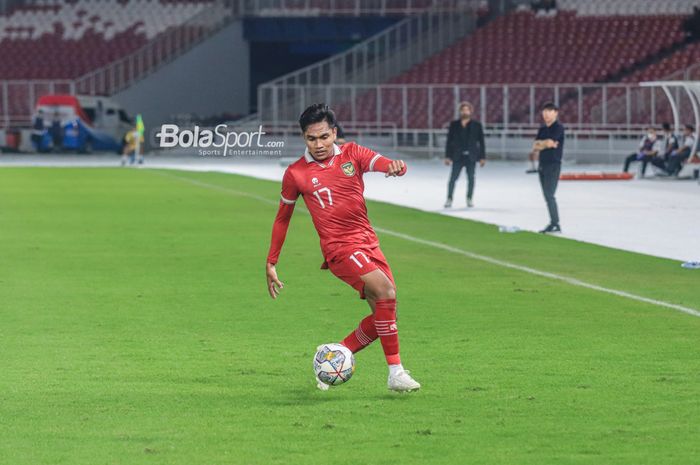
top-left (352, 142), bottom-right (407, 177)
top-left (266, 202), bottom-right (295, 299)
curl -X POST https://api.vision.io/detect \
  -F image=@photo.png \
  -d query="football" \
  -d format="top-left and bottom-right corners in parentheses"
top-left (313, 343), bottom-right (355, 386)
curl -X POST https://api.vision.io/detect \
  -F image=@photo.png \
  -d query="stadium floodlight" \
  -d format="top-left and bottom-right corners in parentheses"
top-left (640, 80), bottom-right (700, 157)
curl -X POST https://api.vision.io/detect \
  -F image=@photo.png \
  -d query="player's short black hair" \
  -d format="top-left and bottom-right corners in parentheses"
top-left (299, 103), bottom-right (337, 133)
top-left (684, 123), bottom-right (695, 132)
top-left (662, 122), bottom-right (672, 131)
top-left (541, 101), bottom-right (559, 112)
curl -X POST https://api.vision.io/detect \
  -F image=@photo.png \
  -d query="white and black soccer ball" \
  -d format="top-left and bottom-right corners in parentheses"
top-left (313, 343), bottom-right (355, 386)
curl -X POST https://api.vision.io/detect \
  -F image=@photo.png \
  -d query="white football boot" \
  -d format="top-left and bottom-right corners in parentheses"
top-left (388, 369), bottom-right (421, 392)
top-left (316, 376), bottom-right (330, 391)
top-left (315, 344), bottom-right (331, 391)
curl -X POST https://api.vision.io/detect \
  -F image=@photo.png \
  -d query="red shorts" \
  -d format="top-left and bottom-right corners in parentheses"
top-left (322, 246), bottom-right (395, 299)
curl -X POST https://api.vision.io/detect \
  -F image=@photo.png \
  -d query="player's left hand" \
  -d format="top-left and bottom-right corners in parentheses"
top-left (479, 159), bottom-right (486, 167)
top-left (385, 160), bottom-right (406, 177)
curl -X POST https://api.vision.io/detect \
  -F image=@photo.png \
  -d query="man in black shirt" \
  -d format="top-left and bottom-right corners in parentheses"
top-left (444, 102), bottom-right (486, 208)
top-left (533, 102), bottom-right (565, 234)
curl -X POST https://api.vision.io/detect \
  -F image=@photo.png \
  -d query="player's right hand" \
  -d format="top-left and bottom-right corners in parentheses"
top-left (443, 158), bottom-right (452, 166)
top-left (266, 263), bottom-right (284, 299)
top-left (385, 159), bottom-right (406, 177)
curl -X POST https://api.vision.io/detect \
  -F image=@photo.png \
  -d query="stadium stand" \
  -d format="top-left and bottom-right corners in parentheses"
top-left (3, 0), bottom-right (699, 132)
top-left (393, 13), bottom-right (685, 85)
top-left (0, 0), bottom-right (233, 127)
top-left (1, 0), bottom-right (480, 127)
top-left (622, 42), bottom-right (700, 83)
top-left (332, 7), bottom-right (696, 128)
top-left (556, 41), bottom-right (700, 127)
top-left (0, 0), bottom-right (212, 79)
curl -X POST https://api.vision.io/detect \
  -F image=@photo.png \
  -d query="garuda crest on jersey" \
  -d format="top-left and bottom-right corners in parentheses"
top-left (341, 162), bottom-right (355, 176)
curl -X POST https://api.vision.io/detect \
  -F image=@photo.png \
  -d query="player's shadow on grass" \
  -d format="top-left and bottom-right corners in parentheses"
top-left (272, 386), bottom-right (418, 406)
top-left (271, 387), bottom-right (339, 406)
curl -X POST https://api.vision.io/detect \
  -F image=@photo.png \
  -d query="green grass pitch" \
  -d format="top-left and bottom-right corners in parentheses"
top-left (1, 167), bottom-right (699, 465)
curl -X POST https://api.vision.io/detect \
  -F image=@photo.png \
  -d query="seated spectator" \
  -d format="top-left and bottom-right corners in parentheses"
top-left (660, 122), bottom-right (679, 162)
top-left (656, 124), bottom-right (696, 176)
top-left (623, 127), bottom-right (661, 177)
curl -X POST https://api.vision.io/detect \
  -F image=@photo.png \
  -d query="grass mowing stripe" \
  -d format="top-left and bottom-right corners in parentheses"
top-left (151, 169), bottom-right (700, 319)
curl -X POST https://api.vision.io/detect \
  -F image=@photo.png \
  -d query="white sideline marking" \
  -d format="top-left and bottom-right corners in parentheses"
top-left (373, 228), bottom-right (700, 318)
top-left (154, 170), bottom-right (700, 319)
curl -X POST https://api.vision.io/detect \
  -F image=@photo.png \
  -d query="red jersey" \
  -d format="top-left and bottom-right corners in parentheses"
top-left (267, 142), bottom-right (403, 264)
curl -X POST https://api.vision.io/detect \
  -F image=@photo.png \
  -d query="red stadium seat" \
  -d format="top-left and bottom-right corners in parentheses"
top-left (0, 0), bottom-right (212, 79)
top-left (338, 10), bottom-right (692, 128)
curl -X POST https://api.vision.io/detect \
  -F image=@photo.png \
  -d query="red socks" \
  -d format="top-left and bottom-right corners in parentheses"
top-left (374, 298), bottom-right (401, 365)
top-left (341, 299), bottom-right (401, 366)
top-left (341, 314), bottom-right (377, 353)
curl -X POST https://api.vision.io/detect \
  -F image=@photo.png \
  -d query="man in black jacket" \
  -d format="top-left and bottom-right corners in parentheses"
top-left (444, 102), bottom-right (486, 208)
top-left (533, 102), bottom-right (565, 234)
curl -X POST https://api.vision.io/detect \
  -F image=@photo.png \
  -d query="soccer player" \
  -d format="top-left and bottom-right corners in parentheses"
top-left (265, 103), bottom-right (421, 392)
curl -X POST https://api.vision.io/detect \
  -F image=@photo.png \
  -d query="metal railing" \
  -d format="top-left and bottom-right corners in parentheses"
top-left (588, 62), bottom-right (700, 128)
top-left (259, 82), bottom-right (689, 131)
top-left (0, 79), bottom-right (75, 128)
top-left (215, 121), bottom-right (653, 162)
top-left (224, 0), bottom-right (483, 16)
top-left (392, 127), bottom-right (651, 162)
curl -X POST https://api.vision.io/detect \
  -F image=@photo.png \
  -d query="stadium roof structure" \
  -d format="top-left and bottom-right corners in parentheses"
top-left (641, 80), bottom-right (700, 155)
